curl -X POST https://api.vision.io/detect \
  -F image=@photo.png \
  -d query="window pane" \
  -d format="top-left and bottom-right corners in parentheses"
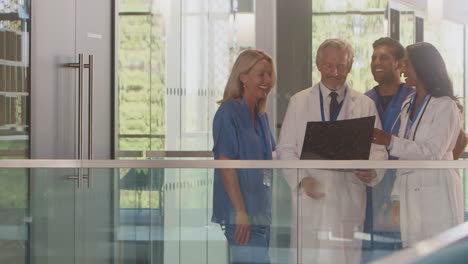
top-left (312, 0), bottom-right (386, 93)
top-left (0, 1), bottom-right (30, 263)
top-left (117, 0), bottom-right (254, 157)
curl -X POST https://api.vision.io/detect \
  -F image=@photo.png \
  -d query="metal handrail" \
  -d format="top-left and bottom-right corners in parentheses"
top-left (146, 151), bottom-right (213, 158)
top-left (115, 150), bottom-right (468, 159)
top-left (1, 159), bottom-right (468, 169)
top-left (459, 152), bottom-right (468, 159)
top-left (115, 150), bottom-right (213, 158)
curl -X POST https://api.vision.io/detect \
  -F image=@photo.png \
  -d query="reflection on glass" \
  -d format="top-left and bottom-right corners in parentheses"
top-left (0, 168), bottom-right (27, 264)
top-left (118, 168), bottom-right (164, 264)
top-left (0, 164), bottom-right (466, 263)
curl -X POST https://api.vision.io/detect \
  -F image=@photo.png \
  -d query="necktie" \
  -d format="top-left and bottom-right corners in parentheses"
top-left (329, 92), bottom-right (339, 120)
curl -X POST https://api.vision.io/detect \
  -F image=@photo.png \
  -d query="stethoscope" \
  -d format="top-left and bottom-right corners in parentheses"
top-left (388, 100), bottom-right (411, 134)
top-left (389, 94), bottom-right (432, 141)
top-left (376, 85), bottom-right (405, 132)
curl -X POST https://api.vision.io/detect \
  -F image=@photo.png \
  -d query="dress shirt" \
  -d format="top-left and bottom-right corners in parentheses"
top-left (319, 82), bottom-right (347, 121)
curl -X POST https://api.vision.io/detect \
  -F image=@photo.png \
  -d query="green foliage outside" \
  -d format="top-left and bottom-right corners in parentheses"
top-left (118, 0), bottom-right (166, 209)
top-left (119, 0), bottom-right (151, 13)
top-left (118, 14), bottom-right (166, 153)
top-left (312, 0), bottom-right (387, 93)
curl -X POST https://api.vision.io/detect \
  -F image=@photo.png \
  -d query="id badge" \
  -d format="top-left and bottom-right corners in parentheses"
top-left (263, 168), bottom-right (272, 186)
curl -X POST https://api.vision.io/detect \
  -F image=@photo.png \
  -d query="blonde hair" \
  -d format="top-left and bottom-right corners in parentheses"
top-left (218, 49), bottom-right (276, 114)
top-left (316, 39), bottom-right (354, 71)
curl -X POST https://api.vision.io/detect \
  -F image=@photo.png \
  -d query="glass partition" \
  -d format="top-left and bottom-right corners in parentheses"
top-left (0, 0), bottom-right (30, 159)
top-left (0, 168), bottom-right (28, 264)
top-left (1, 160), bottom-right (467, 263)
top-left (117, 0), bottom-right (254, 158)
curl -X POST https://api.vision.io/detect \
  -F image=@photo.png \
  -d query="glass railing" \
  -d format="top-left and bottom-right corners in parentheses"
top-left (0, 160), bottom-right (467, 264)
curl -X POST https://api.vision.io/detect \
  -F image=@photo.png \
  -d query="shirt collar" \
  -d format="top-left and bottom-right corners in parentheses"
top-left (319, 82), bottom-right (347, 101)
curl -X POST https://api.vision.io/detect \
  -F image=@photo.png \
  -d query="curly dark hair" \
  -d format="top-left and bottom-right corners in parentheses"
top-left (406, 42), bottom-right (455, 99)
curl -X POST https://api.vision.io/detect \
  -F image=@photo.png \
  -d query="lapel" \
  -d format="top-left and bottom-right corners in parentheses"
top-left (307, 83), bottom-right (323, 121)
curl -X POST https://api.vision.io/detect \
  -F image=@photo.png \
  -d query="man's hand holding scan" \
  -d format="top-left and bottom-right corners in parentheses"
top-left (301, 177), bottom-right (325, 199)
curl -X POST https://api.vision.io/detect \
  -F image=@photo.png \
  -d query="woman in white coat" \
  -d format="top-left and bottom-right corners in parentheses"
top-left (373, 42), bottom-right (464, 247)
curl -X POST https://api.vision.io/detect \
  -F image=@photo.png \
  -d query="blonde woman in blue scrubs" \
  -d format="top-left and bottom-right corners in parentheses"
top-left (212, 49), bottom-right (276, 264)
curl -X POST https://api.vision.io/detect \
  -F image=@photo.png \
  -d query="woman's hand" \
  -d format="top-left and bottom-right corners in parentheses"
top-left (234, 210), bottom-right (251, 245)
top-left (373, 128), bottom-right (392, 146)
top-left (391, 201), bottom-right (400, 226)
top-left (218, 155), bottom-right (251, 245)
top-left (301, 177), bottom-right (325, 199)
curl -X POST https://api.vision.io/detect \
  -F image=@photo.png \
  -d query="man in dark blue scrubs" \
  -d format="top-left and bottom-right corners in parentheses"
top-left (362, 37), bottom-right (414, 262)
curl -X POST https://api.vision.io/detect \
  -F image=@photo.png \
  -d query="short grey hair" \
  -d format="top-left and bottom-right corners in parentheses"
top-left (316, 39), bottom-right (354, 70)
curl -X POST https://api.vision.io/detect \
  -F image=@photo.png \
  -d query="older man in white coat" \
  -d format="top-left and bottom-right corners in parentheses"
top-left (277, 39), bottom-right (388, 264)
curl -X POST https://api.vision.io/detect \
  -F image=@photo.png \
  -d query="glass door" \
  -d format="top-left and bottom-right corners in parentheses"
top-left (28, 0), bottom-right (114, 263)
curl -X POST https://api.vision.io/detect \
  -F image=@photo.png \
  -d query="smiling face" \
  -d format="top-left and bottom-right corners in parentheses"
top-left (402, 55), bottom-right (420, 88)
top-left (316, 47), bottom-right (350, 90)
top-left (371, 45), bottom-right (402, 85)
top-left (240, 59), bottom-right (273, 103)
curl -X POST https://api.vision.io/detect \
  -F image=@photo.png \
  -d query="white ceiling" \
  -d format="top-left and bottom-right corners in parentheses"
top-left (397, 0), bottom-right (468, 24)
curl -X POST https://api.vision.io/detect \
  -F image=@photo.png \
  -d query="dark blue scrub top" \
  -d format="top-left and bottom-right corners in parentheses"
top-left (365, 84), bottom-right (414, 141)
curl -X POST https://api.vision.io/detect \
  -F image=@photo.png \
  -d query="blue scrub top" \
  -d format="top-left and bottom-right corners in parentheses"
top-left (365, 84), bottom-right (414, 143)
top-left (211, 99), bottom-right (276, 226)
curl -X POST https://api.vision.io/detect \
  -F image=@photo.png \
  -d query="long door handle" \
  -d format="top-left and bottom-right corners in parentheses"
top-left (87, 55), bottom-right (94, 188)
top-left (65, 54), bottom-right (94, 188)
top-left (65, 54), bottom-right (85, 188)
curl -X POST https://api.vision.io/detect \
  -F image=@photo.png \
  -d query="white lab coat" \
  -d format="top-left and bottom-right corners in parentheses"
top-left (277, 83), bottom-right (388, 264)
top-left (390, 95), bottom-right (464, 247)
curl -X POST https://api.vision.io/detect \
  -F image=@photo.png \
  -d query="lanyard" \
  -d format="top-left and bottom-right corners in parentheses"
top-left (319, 84), bottom-right (347, 121)
top-left (241, 98), bottom-right (268, 159)
top-left (376, 85), bottom-right (404, 133)
top-left (404, 94), bottom-right (431, 140)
